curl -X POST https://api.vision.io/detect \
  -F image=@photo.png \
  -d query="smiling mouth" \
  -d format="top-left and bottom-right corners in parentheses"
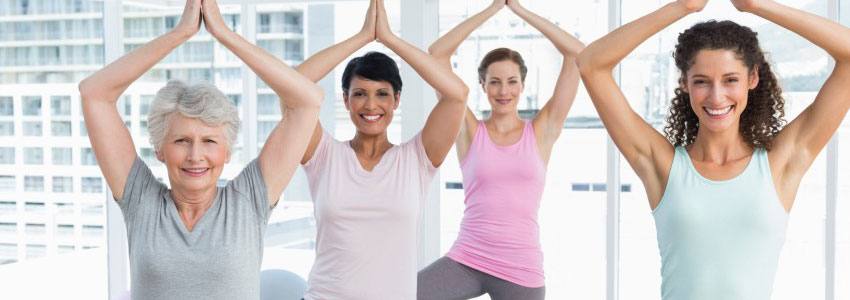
top-left (181, 168), bottom-right (210, 177)
top-left (704, 105), bottom-right (734, 118)
top-left (360, 114), bottom-right (384, 123)
top-left (495, 99), bottom-right (511, 105)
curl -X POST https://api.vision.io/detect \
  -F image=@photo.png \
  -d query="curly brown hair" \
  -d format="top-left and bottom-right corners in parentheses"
top-left (665, 20), bottom-right (786, 150)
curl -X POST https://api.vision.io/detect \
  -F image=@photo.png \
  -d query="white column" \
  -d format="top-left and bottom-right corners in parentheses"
top-left (241, 4), bottom-right (259, 160)
top-left (606, 1), bottom-right (622, 300)
top-left (400, 0), bottom-right (440, 268)
top-left (103, 1), bottom-right (130, 298)
top-left (825, 2), bottom-right (838, 299)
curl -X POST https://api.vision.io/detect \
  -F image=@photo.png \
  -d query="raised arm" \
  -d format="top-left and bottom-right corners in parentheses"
top-left (376, 0), bottom-right (469, 167)
top-left (294, 0), bottom-right (376, 164)
top-left (203, 0), bottom-right (322, 206)
top-left (576, 0), bottom-right (705, 207)
top-left (508, 0), bottom-right (584, 157)
top-left (78, 0), bottom-right (201, 200)
top-left (734, 0), bottom-right (850, 206)
top-left (428, 0), bottom-right (503, 160)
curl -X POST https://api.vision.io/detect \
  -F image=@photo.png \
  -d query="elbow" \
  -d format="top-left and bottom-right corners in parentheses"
top-left (448, 84), bottom-right (470, 105)
top-left (78, 77), bottom-right (98, 103)
top-left (576, 50), bottom-right (604, 77)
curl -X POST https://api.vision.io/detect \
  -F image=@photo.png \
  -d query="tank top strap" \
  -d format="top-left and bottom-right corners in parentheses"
top-left (520, 120), bottom-right (536, 147)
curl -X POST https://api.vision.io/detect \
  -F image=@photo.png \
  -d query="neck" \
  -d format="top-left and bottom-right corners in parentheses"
top-left (486, 110), bottom-right (524, 132)
top-left (351, 131), bottom-right (393, 159)
top-left (689, 127), bottom-right (752, 164)
top-left (170, 185), bottom-right (217, 222)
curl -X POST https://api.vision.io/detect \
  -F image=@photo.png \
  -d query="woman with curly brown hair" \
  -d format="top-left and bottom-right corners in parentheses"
top-left (578, 0), bottom-right (850, 299)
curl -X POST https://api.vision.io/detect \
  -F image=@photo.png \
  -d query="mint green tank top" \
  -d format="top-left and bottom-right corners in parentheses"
top-left (653, 147), bottom-right (789, 300)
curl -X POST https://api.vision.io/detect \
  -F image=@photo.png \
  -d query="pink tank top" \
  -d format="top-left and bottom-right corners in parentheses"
top-left (446, 120), bottom-right (546, 288)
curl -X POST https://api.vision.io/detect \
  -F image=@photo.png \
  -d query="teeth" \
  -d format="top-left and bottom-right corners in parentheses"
top-left (362, 115), bottom-right (381, 121)
top-left (706, 106), bottom-right (732, 116)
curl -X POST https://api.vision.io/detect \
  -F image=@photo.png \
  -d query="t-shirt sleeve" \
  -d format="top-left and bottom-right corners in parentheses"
top-left (302, 129), bottom-right (333, 176)
top-left (229, 158), bottom-right (272, 224)
top-left (411, 132), bottom-right (438, 193)
top-left (118, 156), bottom-right (167, 224)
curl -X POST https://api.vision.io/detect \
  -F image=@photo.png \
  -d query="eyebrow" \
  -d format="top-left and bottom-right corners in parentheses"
top-left (691, 72), bottom-right (742, 78)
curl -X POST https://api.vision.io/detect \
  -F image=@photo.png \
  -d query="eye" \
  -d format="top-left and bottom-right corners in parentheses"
top-left (175, 138), bottom-right (189, 144)
top-left (378, 91), bottom-right (390, 97)
top-left (726, 77), bottom-right (739, 83)
top-left (204, 139), bottom-right (217, 144)
top-left (692, 79), bottom-right (707, 85)
top-left (353, 91), bottom-right (364, 97)
top-left (509, 80), bottom-right (519, 85)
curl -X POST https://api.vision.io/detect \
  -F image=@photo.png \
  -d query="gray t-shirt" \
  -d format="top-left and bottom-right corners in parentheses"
top-left (119, 157), bottom-right (272, 300)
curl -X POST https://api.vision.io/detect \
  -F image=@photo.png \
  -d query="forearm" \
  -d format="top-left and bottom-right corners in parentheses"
top-left (297, 32), bottom-right (373, 82)
top-left (79, 30), bottom-right (191, 102)
top-left (578, 2), bottom-right (692, 71)
top-left (215, 29), bottom-right (323, 109)
top-left (428, 3), bottom-right (501, 58)
top-left (382, 34), bottom-right (469, 102)
top-left (511, 4), bottom-right (584, 56)
top-left (748, 1), bottom-right (850, 62)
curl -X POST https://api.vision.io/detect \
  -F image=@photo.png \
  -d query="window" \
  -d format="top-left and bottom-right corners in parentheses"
top-left (50, 95), bottom-right (71, 116)
top-left (24, 176), bottom-right (44, 192)
top-left (0, 96), bottom-right (12, 115)
top-left (80, 147), bottom-right (96, 165)
top-left (23, 121), bottom-right (42, 136)
top-left (22, 96), bottom-right (40, 116)
top-left (52, 147), bottom-right (72, 165)
top-left (51, 121), bottom-right (71, 136)
top-left (25, 244), bottom-right (46, 259)
top-left (139, 95), bottom-right (153, 116)
top-left (81, 177), bottom-right (102, 193)
top-left (52, 176), bottom-right (72, 193)
top-left (23, 147), bottom-right (42, 165)
top-left (79, 121), bottom-right (87, 136)
top-left (0, 147), bottom-right (13, 164)
top-left (0, 176), bottom-right (14, 192)
top-left (0, 122), bottom-right (13, 136)
top-left (257, 94), bottom-right (281, 116)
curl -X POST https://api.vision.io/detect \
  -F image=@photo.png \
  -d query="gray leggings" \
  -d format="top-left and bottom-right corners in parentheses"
top-left (417, 257), bottom-right (545, 300)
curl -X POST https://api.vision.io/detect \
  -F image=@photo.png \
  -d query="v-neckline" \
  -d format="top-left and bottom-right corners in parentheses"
top-left (166, 190), bottom-right (219, 237)
top-left (346, 140), bottom-right (396, 174)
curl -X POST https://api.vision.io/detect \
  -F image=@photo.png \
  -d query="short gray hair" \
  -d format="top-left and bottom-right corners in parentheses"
top-left (147, 80), bottom-right (240, 152)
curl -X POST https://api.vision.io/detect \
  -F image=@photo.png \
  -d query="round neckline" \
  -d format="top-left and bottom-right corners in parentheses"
top-left (482, 120), bottom-right (527, 148)
top-left (680, 147), bottom-right (757, 184)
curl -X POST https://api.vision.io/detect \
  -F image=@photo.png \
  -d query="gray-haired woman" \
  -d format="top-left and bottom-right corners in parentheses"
top-left (77, 0), bottom-right (322, 298)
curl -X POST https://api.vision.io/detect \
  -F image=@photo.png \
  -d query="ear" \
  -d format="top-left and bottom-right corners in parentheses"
top-left (343, 93), bottom-right (351, 111)
top-left (393, 92), bottom-right (401, 110)
top-left (155, 149), bottom-right (165, 163)
top-left (748, 66), bottom-right (760, 90)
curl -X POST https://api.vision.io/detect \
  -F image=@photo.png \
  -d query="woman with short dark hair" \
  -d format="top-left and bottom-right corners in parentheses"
top-left (294, 0), bottom-right (469, 299)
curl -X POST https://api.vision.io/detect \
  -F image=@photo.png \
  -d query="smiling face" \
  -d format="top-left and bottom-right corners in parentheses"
top-left (683, 49), bottom-right (759, 135)
top-left (344, 76), bottom-right (399, 137)
top-left (156, 114), bottom-right (230, 195)
top-left (482, 60), bottom-right (525, 116)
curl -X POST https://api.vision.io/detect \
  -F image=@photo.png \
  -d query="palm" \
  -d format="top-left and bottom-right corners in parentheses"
top-left (375, 0), bottom-right (392, 42)
top-left (361, 0), bottom-right (377, 39)
top-left (677, 0), bottom-right (709, 12)
top-left (506, 0), bottom-right (519, 10)
top-left (175, 0), bottom-right (202, 35)
top-left (493, 0), bottom-right (506, 9)
top-left (200, 0), bottom-right (226, 34)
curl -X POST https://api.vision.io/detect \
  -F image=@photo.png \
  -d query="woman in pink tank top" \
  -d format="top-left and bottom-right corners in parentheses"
top-left (417, 1), bottom-right (584, 299)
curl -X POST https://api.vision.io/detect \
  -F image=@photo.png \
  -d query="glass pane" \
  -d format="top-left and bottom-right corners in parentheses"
top-left (619, 1), bottom-right (829, 299)
top-left (0, 147), bottom-right (14, 164)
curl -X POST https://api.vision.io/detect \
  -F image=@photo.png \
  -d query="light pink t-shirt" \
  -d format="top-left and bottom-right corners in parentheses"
top-left (447, 120), bottom-right (546, 288)
top-left (302, 131), bottom-right (437, 300)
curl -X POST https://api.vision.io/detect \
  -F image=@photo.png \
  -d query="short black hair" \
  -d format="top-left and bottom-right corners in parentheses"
top-left (341, 51), bottom-right (403, 95)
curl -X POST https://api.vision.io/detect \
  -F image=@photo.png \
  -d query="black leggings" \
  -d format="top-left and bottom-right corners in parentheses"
top-left (418, 257), bottom-right (546, 300)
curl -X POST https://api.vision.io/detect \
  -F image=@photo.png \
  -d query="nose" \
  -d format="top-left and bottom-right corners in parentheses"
top-left (708, 82), bottom-right (726, 105)
top-left (363, 96), bottom-right (378, 110)
top-left (187, 141), bottom-right (204, 162)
